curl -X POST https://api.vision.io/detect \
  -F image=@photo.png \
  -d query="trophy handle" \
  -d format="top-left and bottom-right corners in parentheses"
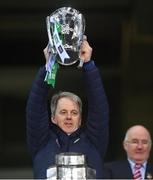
top-left (46, 16), bottom-right (55, 54)
top-left (77, 59), bottom-right (84, 69)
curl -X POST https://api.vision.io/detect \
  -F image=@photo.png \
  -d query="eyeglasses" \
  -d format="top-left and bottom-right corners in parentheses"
top-left (126, 139), bottom-right (151, 146)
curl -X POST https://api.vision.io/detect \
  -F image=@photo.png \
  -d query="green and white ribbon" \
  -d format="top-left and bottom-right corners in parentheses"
top-left (52, 20), bottom-right (70, 63)
top-left (44, 54), bottom-right (59, 88)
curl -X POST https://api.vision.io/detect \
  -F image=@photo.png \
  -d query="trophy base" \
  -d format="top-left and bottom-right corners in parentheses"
top-left (56, 50), bottom-right (79, 66)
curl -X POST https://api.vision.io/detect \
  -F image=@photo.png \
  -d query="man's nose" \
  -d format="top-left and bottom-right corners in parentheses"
top-left (66, 112), bottom-right (72, 119)
top-left (137, 142), bottom-right (143, 148)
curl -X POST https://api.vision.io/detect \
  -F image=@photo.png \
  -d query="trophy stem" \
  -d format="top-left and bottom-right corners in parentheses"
top-left (77, 59), bottom-right (84, 69)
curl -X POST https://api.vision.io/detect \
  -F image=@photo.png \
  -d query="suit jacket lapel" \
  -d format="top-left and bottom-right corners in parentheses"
top-left (124, 160), bottom-right (134, 179)
top-left (145, 163), bottom-right (153, 179)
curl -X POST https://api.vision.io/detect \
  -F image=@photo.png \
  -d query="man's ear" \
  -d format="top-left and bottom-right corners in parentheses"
top-left (51, 117), bottom-right (57, 124)
top-left (79, 118), bottom-right (82, 126)
top-left (123, 141), bottom-right (127, 151)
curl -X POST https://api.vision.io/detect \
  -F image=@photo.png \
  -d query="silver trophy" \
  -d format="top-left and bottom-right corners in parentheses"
top-left (46, 152), bottom-right (96, 180)
top-left (46, 7), bottom-right (85, 67)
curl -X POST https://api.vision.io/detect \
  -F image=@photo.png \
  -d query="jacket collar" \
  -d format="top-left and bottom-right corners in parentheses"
top-left (50, 123), bottom-right (83, 144)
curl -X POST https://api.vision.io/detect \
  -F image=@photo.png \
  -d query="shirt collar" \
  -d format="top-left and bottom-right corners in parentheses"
top-left (128, 158), bottom-right (147, 171)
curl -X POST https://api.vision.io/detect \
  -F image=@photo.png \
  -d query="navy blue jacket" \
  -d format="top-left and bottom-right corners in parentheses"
top-left (26, 62), bottom-right (109, 179)
top-left (103, 160), bottom-right (153, 179)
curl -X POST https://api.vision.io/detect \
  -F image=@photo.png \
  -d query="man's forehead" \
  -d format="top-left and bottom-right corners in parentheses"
top-left (128, 127), bottom-right (150, 139)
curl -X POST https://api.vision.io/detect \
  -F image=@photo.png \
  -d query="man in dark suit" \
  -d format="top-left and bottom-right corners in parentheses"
top-left (104, 125), bottom-right (153, 179)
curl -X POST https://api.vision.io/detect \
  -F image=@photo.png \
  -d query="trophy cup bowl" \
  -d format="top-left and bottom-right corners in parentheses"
top-left (46, 7), bottom-right (85, 66)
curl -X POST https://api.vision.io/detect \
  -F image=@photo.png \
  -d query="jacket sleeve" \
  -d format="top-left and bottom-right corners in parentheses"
top-left (83, 65), bottom-right (109, 158)
top-left (26, 66), bottom-right (50, 157)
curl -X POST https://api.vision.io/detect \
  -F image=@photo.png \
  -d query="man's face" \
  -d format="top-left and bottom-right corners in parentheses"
top-left (123, 126), bottom-right (152, 164)
top-left (52, 97), bottom-right (81, 134)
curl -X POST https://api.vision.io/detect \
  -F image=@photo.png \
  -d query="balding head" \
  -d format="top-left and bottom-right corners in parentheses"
top-left (124, 125), bottom-right (152, 143)
top-left (123, 125), bottom-right (152, 164)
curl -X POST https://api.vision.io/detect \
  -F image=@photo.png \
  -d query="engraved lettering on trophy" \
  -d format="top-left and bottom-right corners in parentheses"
top-left (63, 44), bottom-right (73, 49)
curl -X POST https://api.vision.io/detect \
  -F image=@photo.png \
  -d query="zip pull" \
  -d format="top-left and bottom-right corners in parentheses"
top-left (73, 138), bottom-right (80, 144)
top-left (56, 138), bottom-right (61, 147)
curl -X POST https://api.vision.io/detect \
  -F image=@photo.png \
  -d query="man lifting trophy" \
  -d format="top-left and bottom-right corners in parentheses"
top-left (26, 6), bottom-right (109, 180)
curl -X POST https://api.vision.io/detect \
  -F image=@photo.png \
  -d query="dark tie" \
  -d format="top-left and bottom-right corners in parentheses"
top-left (133, 164), bottom-right (142, 180)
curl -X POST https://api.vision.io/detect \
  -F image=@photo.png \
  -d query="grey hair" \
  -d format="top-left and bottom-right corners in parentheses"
top-left (50, 91), bottom-right (82, 117)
